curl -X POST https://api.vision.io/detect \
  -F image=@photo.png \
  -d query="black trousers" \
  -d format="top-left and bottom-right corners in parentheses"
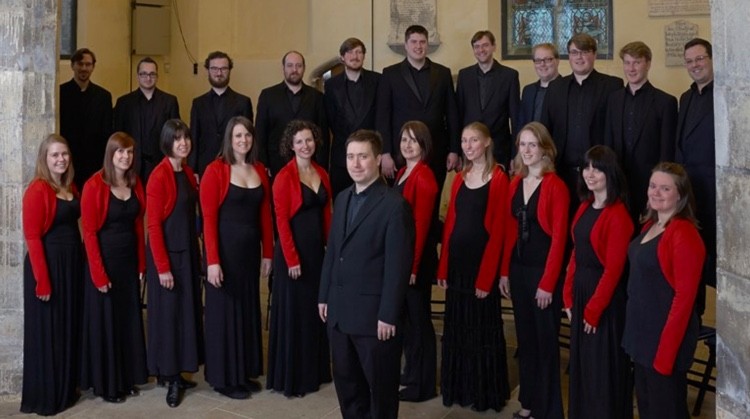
top-left (400, 279), bottom-right (437, 400)
top-left (328, 325), bottom-right (402, 419)
top-left (634, 363), bottom-right (689, 419)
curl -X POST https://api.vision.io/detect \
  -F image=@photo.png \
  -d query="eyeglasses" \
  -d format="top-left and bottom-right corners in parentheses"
top-left (568, 49), bottom-right (593, 57)
top-left (209, 66), bottom-right (230, 73)
top-left (533, 57), bottom-right (555, 65)
top-left (684, 55), bottom-right (710, 66)
top-left (138, 72), bottom-right (158, 78)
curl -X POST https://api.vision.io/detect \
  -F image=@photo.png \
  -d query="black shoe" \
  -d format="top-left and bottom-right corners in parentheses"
top-left (398, 389), bottom-right (436, 402)
top-left (103, 395), bottom-right (125, 403)
top-left (216, 386), bottom-right (250, 400)
top-left (244, 379), bottom-right (262, 393)
top-left (166, 381), bottom-right (181, 408)
top-left (127, 387), bottom-right (140, 397)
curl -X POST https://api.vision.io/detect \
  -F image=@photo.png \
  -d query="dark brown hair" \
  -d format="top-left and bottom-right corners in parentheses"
top-left (345, 129), bottom-right (383, 156)
top-left (397, 120), bottom-right (432, 165)
top-left (219, 116), bottom-right (258, 164)
top-left (339, 38), bottom-right (366, 56)
top-left (576, 145), bottom-right (628, 207)
top-left (159, 119), bottom-right (191, 158)
top-left (204, 51), bottom-right (234, 70)
top-left (567, 33), bottom-right (597, 53)
top-left (102, 132), bottom-right (137, 188)
top-left (640, 162), bottom-right (699, 226)
top-left (471, 30), bottom-right (496, 46)
top-left (280, 120), bottom-right (321, 160)
top-left (70, 48), bottom-right (96, 64)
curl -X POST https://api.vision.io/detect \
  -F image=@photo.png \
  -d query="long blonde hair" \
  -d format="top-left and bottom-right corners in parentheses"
top-left (512, 122), bottom-right (556, 178)
top-left (34, 134), bottom-right (75, 192)
top-left (461, 122), bottom-right (496, 182)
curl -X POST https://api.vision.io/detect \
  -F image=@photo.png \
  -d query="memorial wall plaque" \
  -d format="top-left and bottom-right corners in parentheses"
top-left (649, 0), bottom-right (710, 17)
top-left (665, 20), bottom-right (700, 67)
top-left (388, 0), bottom-right (440, 52)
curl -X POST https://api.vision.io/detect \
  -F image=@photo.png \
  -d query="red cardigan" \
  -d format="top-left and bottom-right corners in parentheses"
top-left (272, 159), bottom-right (332, 268)
top-left (146, 157), bottom-right (198, 274)
top-left (437, 165), bottom-right (509, 292)
top-left (81, 171), bottom-right (146, 288)
top-left (22, 179), bottom-right (80, 296)
top-left (563, 199), bottom-right (633, 326)
top-left (501, 172), bottom-right (569, 293)
top-left (645, 218), bottom-right (706, 375)
top-left (200, 158), bottom-right (274, 266)
top-left (396, 162), bottom-right (438, 276)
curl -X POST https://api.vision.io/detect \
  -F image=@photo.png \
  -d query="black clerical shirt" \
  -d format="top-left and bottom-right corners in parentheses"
top-left (565, 76), bottom-right (598, 166)
top-left (408, 61), bottom-right (431, 103)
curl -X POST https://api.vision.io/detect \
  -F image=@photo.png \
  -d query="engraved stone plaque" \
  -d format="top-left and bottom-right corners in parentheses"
top-left (388, 0), bottom-right (440, 51)
top-left (664, 20), bottom-right (700, 67)
top-left (649, 0), bottom-right (710, 17)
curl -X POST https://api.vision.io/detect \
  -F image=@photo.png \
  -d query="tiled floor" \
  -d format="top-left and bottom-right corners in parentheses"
top-left (0, 287), bottom-right (716, 418)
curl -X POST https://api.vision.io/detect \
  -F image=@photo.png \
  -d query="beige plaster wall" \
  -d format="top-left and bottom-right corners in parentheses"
top-left (61, 0), bottom-right (712, 126)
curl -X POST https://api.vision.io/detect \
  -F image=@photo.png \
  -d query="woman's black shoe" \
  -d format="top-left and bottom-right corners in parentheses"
top-left (166, 381), bottom-right (181, 408)
top-left (103, 395), bottom-right (125, 403)
top-left (216, 386), bottom-right (250, 400)
top-left (244, 379), bottom-right (262, 393)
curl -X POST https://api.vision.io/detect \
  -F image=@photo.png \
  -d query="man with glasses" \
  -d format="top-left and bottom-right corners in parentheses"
top-left (114, 57), bottom-right (180, 182)
top-left (189, 51), bottom-right (254, 176)
top-left (677, 38), bottom-right (716, 317)
top-left (60, 48), bottom-right (113, 188)
top-left (541, 33), bottom-right (622, 206)
top-left (456, 30), bottom-right (520, 170)
top-left (520, 43), bottom-right (561, 129)
top-left (256, 50), bottom-right (329, 178)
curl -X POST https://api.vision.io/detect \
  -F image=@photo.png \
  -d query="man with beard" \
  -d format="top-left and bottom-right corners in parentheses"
top-left (114, 57), bottom-right (181, 182)
top-left (59, 48), bottom-right (113, 189)
top-left (189, 51), bottom-right (253, 176)
top-left (324, 38), bottom-right (381, 196)
top-left (256, 51), bottom-right (329, 177)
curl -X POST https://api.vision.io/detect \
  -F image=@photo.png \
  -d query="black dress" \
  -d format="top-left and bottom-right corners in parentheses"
top-left (204, 184), bottom-right (266, 388)
top-left (509, 183), bottom-right (564, 419)
top-left (80, 193), bottom-right (148, 399)
top-left (21, 198), bottom-right (83, 415)
top-left (147, 171), bottom-right (203, 378)
top-left (267, 184), bottom-right (332, 396)
top-left (567, 205), bottom-right (632, 419)
top-left (441, 182), bottom-right (509, 412)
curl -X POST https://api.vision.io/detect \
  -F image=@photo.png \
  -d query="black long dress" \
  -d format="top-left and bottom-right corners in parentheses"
top-left (147, 171), bottom-right (203, 378)
top-left (441, 182), bottom-right (509, 412)
top-left (204, 184), bottom-right (265, 388)
top-left (267, 184), bottom-right (332, 396)
top-left (509, 184), bottom-right (564, 419)
top-left (567, 205), bottom-right (632, 419)
top-left (80, 193), bottom-right (148, 399)
top-left (21, 198), bottom-right (83, 415)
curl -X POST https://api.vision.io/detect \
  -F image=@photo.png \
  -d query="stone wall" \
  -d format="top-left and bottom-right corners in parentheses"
top-left (0, 0), bottom-right (58, 401)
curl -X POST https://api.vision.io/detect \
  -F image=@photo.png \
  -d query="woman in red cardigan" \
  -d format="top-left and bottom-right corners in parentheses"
top-left (437, 122), bottom-right (510, 412)
top-left (266, 120), bottom-right (332, 397)
top-left (21, 135), bottom-right (83, 416)
top-left (622, 162), bottom-right (705, 419)
top-left (562, 145), bottom-right (633, 419)
top-left (80, 132), bottom-right (147, 403)
top-left (200, 116), bottom-right (273, 400)
top-left (146, 119), bottom-right (202, 408)
top-left (499, 122), bottom-right (568, 419)
top-left (393, 121), bottom-right (438, 402)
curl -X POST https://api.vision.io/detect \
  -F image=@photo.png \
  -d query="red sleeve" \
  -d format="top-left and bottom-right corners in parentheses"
top-left (319, 166), bottom-right (333, 243)
top-left (475, 170), bottom-right (508, 292)
top-left (22, 181), bottom-right (54, 296)
top-left (437, 174), bottom-right (462, 280)
top-left (146, 167), bottom-right (172, 274)
top-left (409, 168), bottom-right (438, 276)
top-left (538, 176), bottom-right (569, 293)
top-left (653, 222), bottom-right (705, 375)
top-left (199, 162), bottom-right (223, 266)
top-left (583, 204), bottom-right (633, 327)
top-left (257, 164), bottom-right (274, 259)
top-left (564, 202), bottom-right (588, 309)
top-left (81, 176), bottom-right (110, 288)
top-left (272, 167), bottom-right (300, 267)
top-left (134, 179), bottom-right (146, 275)
top-left (501, 177), bottom-right (521, 277)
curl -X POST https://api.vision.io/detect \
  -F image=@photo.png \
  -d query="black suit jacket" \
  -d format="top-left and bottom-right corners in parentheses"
top-left (324, 70), bottom-right (380, 170)
top-left (189, 87), bottom-right (253, 175)
top-left (605, 82), bottom-right (677, 220)
top-left (376, 59), bottom-right (460, 182)
top-left (114, 88), bottom-right (180, 180)
top-left (519, 75), bottom-right (563, 129)
top-left (319, 181), bottom-right (414, 336)
top-left (541, 70), bottom-right (622, 167)
top-left (59, 79), bottom-right (113, 188)
top-left (456, 60), bottom-right (520, 167)
top-left (256, 82), bottom-right (329, 176)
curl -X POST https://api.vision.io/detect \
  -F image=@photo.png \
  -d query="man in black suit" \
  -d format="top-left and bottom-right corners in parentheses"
top-left (256, 51), bottom-right (329, 177)
top-left (605, 41), bottom-right (677, 223)
top-left (324, 38), bottom-right (380, 196)
top-left (319, 130), bottom-right (414, 419)
top-left (677, 38), bottom-right (716, 314)
top-left (59, 48), bottom-right (113, 189)
top-left (376, 24), bottom-right (460, 187)
top-left (456, 30), bottom-right (520, 169)
top-left (519, 43), bottom-right (561, 129)
top-left (189, 51), bottom-right (253, 176)
top-left (541, 33), bottom-right (622, 205)
top-left (114, 57), bottom-right (181, 182)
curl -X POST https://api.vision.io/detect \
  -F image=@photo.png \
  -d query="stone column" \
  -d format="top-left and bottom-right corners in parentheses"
top-left (0, 0), bottom-right (58, 400)
top-left (713, 0), bottom-right (750, 418)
